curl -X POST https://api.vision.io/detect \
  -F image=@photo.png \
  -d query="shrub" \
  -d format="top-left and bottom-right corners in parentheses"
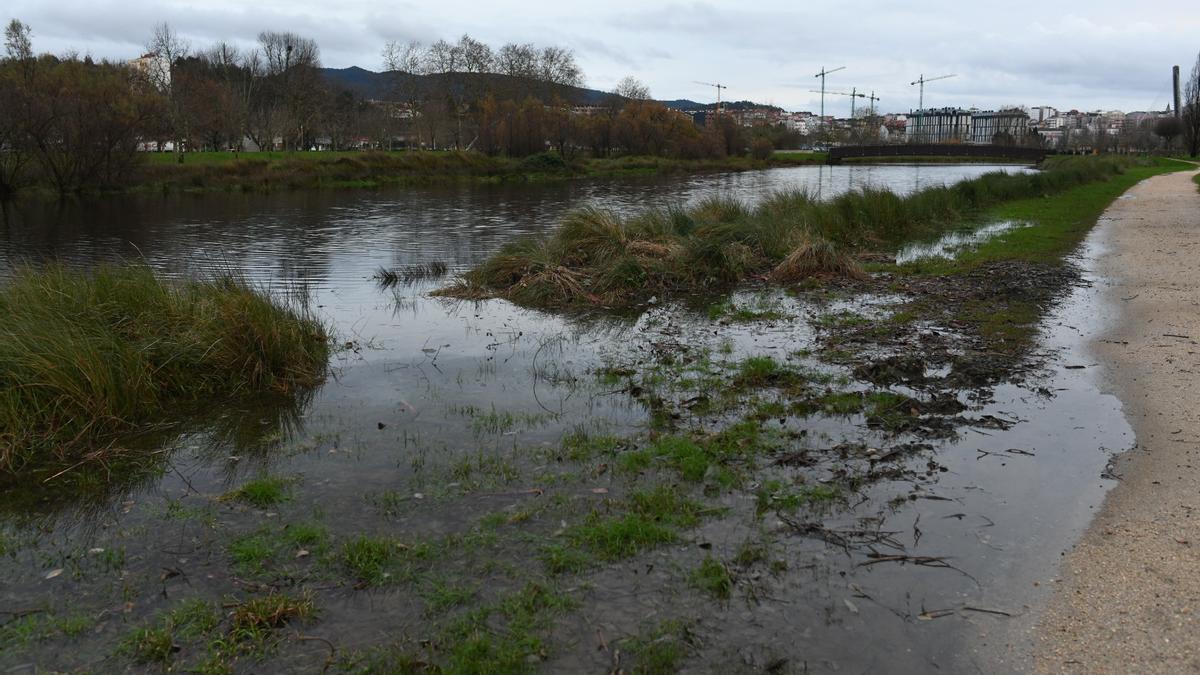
top-left (0, 264), bottom-right (330, 473)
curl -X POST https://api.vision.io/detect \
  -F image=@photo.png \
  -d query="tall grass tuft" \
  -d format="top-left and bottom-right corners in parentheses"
top-left (0, 264), bottom-right (330, 473)
top-left (770, 234), bottom-right (867, 283)
top-left (439, 155), bottom-right (1146, 308)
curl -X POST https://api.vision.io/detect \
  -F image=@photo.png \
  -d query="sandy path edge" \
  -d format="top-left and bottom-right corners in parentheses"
top-left (1033, 167), bottom-right (1200, 673)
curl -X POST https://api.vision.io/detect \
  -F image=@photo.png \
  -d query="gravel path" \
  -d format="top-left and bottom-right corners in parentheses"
top-left (1034, 166), bottom-right (1200, 673)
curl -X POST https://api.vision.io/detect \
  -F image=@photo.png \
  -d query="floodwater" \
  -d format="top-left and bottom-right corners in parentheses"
top-left (895, 220), bottom-right (1026, 264)
top-left (0, 163), bottom-right (1127, 673)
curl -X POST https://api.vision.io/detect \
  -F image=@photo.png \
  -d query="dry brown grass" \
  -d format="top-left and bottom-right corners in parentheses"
top-left (769, 234), bottom-right (867, 283)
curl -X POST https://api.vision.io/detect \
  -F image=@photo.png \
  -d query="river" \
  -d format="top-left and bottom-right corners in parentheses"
top-left (0, 163), bottom-right (1125, 673)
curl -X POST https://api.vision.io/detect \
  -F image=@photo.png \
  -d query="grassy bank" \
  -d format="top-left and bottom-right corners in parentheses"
top-left (129, 150), bottom-right (826, 194)
top-left (897, 156), bottom-right (1188, 274)
top-left (0, 265), bottom-right (330, 474)
top-left (439, 156), bottom-right (1151, 308)
top-left (841, 155), bottom-right (1035, 165)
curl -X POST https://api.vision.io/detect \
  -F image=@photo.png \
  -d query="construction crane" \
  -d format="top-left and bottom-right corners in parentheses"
top-left (809, 87), bottom-right (866, 118)
top-left (813, 66), bottom-right (845, 125)
top-left (910, 73), bottom-right (956, 112)
top-left (865, 90), bottom-right (881, 116)
top-left (693, 81), bottom-right (728, 117)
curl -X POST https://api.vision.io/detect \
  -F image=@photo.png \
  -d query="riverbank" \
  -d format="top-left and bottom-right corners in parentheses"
top-left (1034, 167), bottom-right (1200, 673)
top-left (111, 150), bottom-right (827, 196)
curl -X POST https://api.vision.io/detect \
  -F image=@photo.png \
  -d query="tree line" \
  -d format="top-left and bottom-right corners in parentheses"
top-left (0, 20), bottom-right (767, 196)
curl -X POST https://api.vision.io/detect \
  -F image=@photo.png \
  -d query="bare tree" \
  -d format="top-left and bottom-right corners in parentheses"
top-left (614, 76), bottom-right (650, 101)
top-left (537, 46), bottom-right (582, 91)
top-left (425, 39), bottom-right (466, 147)
top-left (382, 40), bottom-right (427, 149)
top-left (256, 31), bottom-right (322, 149)
top-left (1184, 52), bottom-right (1200, 158)
top-left (146, 23), bottom-right (190, 159)
top-left (458, 35), bottom-right (493, 75)
top-left (496, 42), bottom-right (537, 79)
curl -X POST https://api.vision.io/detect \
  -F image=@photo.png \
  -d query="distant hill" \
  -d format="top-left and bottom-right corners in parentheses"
top-left (320, 67), bottom-right (611, 105)
top-left (319, 67), bottom-right (781, 112)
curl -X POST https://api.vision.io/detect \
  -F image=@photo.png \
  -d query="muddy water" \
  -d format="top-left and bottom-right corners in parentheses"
top-left (0, 163), bottom-right (1131, 673)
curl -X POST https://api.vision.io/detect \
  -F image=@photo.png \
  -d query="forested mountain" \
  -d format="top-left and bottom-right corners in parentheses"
top-left (319, 67), bottom-right (779, 112)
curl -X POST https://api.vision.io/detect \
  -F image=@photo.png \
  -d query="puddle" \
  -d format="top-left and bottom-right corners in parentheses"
top-left (895, 220), bottom-right (1027, 264)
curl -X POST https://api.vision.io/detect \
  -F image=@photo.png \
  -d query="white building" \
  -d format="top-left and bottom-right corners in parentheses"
top-left (1029, 106), bottom-right (1058, 124)
top-left (128, 52), bottom-right (171, 91)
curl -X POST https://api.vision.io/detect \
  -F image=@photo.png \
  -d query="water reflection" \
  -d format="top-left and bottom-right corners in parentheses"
top-left (0, 164), bottom-right (1030, 283)
top-left (895, 220), bottom-right (1027, 264)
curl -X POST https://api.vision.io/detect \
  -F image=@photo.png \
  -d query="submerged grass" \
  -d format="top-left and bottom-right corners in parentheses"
top-left (0, 264), bottom-right (330, 474)
top-left (440, 156), bottom-right (1149, 308)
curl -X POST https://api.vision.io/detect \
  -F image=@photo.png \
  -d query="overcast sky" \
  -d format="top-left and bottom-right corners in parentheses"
top-left (7, 0), bottom-right (1199, 114)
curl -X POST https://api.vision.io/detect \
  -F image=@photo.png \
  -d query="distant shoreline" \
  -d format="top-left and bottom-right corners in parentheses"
top-left (9, 151), bottom-right (832, 199)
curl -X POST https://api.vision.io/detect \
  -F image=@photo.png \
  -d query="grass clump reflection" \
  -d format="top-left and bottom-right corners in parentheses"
top-left (0, 264), bottom-right (330, 474)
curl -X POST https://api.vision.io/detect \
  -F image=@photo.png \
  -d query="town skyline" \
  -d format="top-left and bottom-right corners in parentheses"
top-left (7, 0), bottom-right (1198, 115)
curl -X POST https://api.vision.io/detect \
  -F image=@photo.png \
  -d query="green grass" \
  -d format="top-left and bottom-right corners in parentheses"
top-left (755, 479), bottom-right (840, 514)
top-left (340, 535), bottom-right (403, 586)
top-left (626, 420), bottom-right (774, 486)
top-left (227, 522), bottom-right (328, 577)
top-left (689, 556), bottom-right (733, 599)
top-left (222, 477), bottom-right (293, 508)
top-left (545, 486), bottom-right (707, 572)
top-left (442, 155), bottom-right (1146, 308)
top-left (421, 580), bottom-right (478, 614)
top-left (900, 157), bottom-right (1191, 274)
top-left (122, 625), bottom-right (176, 665)
top-left (0, 264), bottom-right (330, 475)
top-left (560, 429), bottom-right (624, 461)
top-left (330, 582), bottom-right (575, 672)
top-left (228, 533), bottom-right (277, 574)
top-left (1, 612), bottom-right (94, 651)
top-left (116, 592), bottom-right (310, 671)
top-left (625, 620), bottom-right (694, 674)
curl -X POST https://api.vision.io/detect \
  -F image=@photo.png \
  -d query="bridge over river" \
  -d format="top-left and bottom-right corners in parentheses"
top-left (827, 143), bottom-right (1053, 164)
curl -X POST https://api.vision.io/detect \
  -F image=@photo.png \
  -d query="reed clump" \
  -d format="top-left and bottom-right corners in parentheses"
top-left (770, 234), bottom-right (867, 283)
top-left (439, 155), bottom-right (1141, 308)
top-left (0, 264), bottom-right (331, 473)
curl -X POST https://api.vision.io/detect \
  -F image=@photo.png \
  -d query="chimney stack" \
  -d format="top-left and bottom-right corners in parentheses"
top-left (1174, 65), bottom-right (1182, 119)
